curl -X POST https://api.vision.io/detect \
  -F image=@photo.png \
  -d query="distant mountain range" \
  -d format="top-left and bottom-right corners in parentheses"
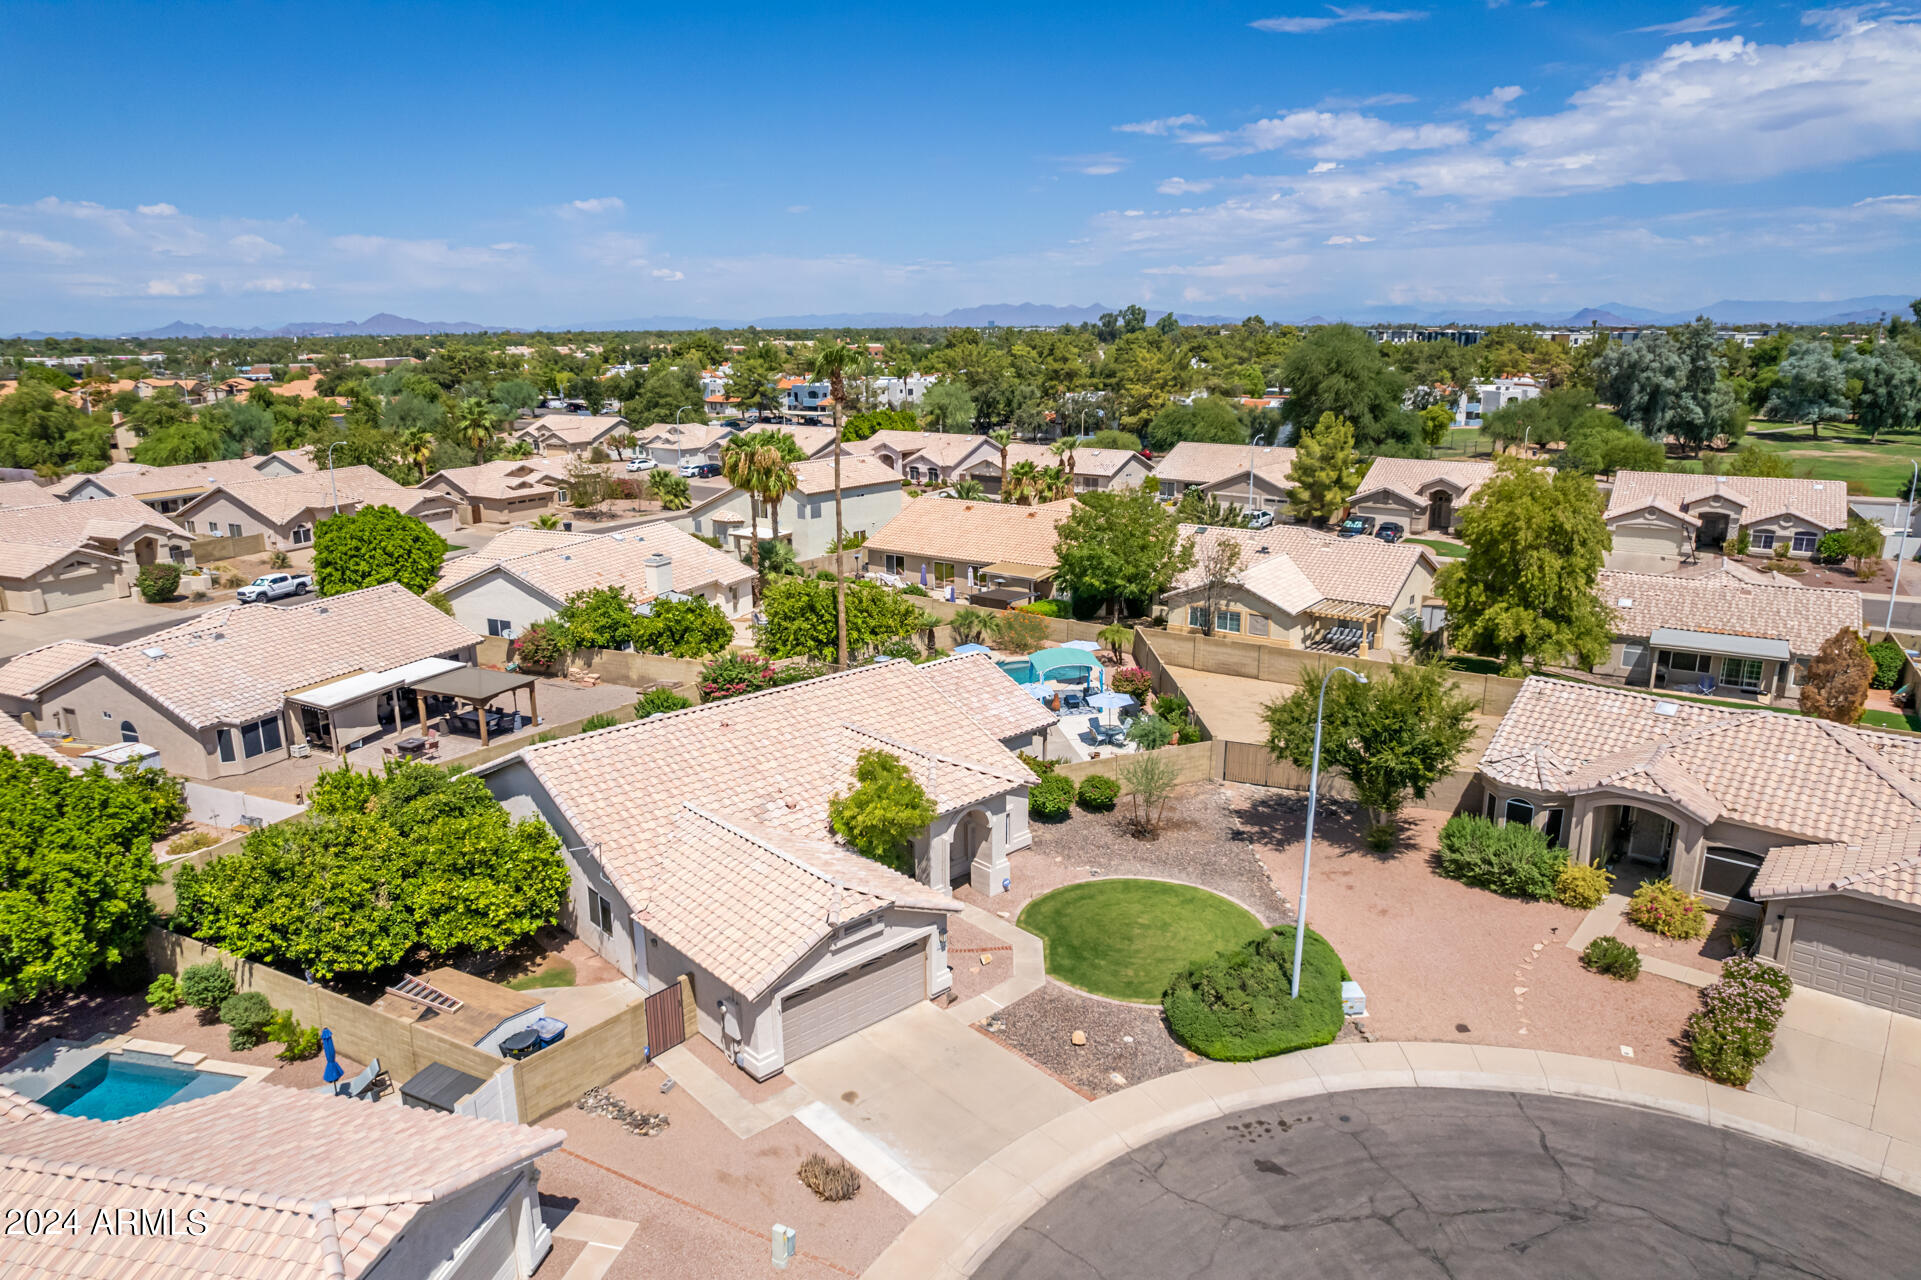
top-left (10, 295), bottom-right (1913, 340)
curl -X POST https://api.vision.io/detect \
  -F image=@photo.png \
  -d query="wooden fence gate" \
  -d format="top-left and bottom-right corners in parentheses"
top-left (644, 984), bottom-right (687, 1055)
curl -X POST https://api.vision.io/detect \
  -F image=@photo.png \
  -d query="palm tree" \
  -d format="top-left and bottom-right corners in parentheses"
top-left (811, 343), bottom-right (859, 667)
top-left (454, 397), bottom-right (496, 457)
top-left (753, 441), bottom-right (800, 558)
top-left (1051, 435), bottom-right (1079, 489)
top-left (988, 428), bottom-right (1012, 496)
top-left (532, 513), bottom-right (561, 530)
top-left (399, 426), bottom-right (437, 480)
top-left (950, 478), bottom-right (987, 500)
top-left (1005, 459), bottom-right (1041, 505)
top-left (1039, 465), bottom-right (1072, 503)
top-left (720, 434), bottom-right (768, 602)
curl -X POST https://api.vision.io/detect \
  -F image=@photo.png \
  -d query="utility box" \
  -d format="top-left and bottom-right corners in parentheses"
top-left (1341, 980), bottom-right (1367, 1018)
top-left (771, 1224), bottom-right (796, 1270)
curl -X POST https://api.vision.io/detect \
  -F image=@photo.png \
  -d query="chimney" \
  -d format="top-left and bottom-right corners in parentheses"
top-left (644, 553), bottom-right (673, 598)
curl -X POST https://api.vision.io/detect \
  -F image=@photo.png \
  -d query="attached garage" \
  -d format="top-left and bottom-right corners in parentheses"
top-left (39, 560), bottom-right (122, 611)
top-left (779, 940), bottom-right (927, 1063)
top-left (1784, 911), bottom-right (1921, 1017)
top-left (1752, 828), bottom-right (1921, 1016)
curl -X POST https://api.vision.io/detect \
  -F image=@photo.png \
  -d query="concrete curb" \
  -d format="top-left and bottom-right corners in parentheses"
top-left (859, 1040), bottom-right (1921, 1280)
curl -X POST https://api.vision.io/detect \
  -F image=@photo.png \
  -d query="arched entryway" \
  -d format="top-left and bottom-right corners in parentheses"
top-left (1426, 490), bottom-right (1454, 533)
top-left (954, 809), bottom-right (992, 887)
top-left (1589, 802), bottom-right (1675, 880)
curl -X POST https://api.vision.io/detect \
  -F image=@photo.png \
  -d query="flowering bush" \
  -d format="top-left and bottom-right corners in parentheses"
top-left (698, 651), bottom-right (779, 702)
top-left (1627, 878), bottom-right (1710, 939)
top-left (1110, 667), bottom-right (1154, 700)
top-left (1686, 956), bottom-right (1793, 1086)
top-left (1555, 863), bottom-right (1613, 910)
top-left (1077, 775), bottom-right (1121, 811)
top-left (513, 622), bottom-right (568, 672)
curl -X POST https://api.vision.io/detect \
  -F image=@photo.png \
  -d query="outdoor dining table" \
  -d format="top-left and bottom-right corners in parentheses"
top-left (396, 736), bottom-right (428, 758)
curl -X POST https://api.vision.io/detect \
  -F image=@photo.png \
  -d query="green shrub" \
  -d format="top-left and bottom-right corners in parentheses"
top-left (218, 990), bottom-right (274, 1050)
top-left (1686, 957), bottom-right (1792, 1086)
top-left (1163, 926), bottom-right (1348, 1061)
top-left (1017, 600), bottom-right (1066, 618)
top-left (1077, 775), bottom-right (1121, 811)
top-left (991, 610), bottom-right (1050, 654)
top-left (178, 961), bottom-right (235, 1010)
top-left (136, 562), bottom-right (182, 603)
top-left (1628, 878), bottom-right (1710, 939)
top-left (1435, 815), bottom-right (1567, 900)
top-left (876, 635), bottom-right (922, 661)
top-left (1028, 773), bottom-right (1076, 820)
top-left (901, 583), bottom-right (929, 596)
top-left (265, 1008), bottom-right (322, 1061)
top-left (1724, 954), bottom-right (1794, 1001)
top-left (145, 973), bottom-right (181, 1012)
top-left (1582, 936), bottom-right (1641, 981)
top-left (167, 830), bottom-right (222, 858)
top-left (512, 621), bottom-right (568, 671)
top-left (635, 688), bottom-right (693, 719)
top-left (1555, 862), bottom-right (1613, 910)
top-left (1126, 714), bottom-right (1174, 751)
top-left (1868, 640), bottom-right (1906, 690)
top-left (1017, 751), bottom-right (1056, 776)
top-left (579, 712), bottom-right (622, 733)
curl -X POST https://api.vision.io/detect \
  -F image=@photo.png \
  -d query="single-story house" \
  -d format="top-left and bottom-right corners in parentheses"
top-left (53, 451), bottom-right (313, 514)
top-left (171, 466), bottom-right (461, 551)
top-left (774, 425), bottom-right (842, 459)
top-left (0, 1079), bottom-right (560, 1279)
top-left (1162, 523), bottom-right (1437, 656)
top-left (990, 443), bottom-right (1153, 495)
top-left (1348, 457), bottom-right (1496, 536)
top-left (0, 479), bottom-right (60, 509)
top-left (1749, 826), bottom-right (1921, 1016)
top-left (433, 524), bottom-right (756, 640)
top-left (1602, 471), bottom-right (1850, 573)
top-left (675, 454), bottom-right (904, 561)
top-left (912, 652), bottom-right (1058, 756)
top-left (0, 640), bottom-right (110, 725)
top-left (882, 433), bottom-right (1001, 487)
top-left (421, 458), bottom-right (573, 525)
top-left (18, 582), bottom-right (482, 779)
top-left (861, 496), bottom-right (1077, 605)
top-left (845, 429), bottom-right (949, 473)
top-left (1590, 563), bottom-right (1863, 704)
top-left (639, 421), bottom-right (737, 470)
top-left (1152, 442), bottom-right (1298, 515)
top-left (1477, 677), bottom-right (1921, 971)
top-left (514, 413), bottom-right (630, 458)
top-left (0, 498), bottom-right (197, 615)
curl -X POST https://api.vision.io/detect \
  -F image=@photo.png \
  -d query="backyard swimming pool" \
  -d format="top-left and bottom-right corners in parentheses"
top-left (36, 1050), bottom-right (241, 1120)
top-left (996, 659), bottom-right (1037, 684)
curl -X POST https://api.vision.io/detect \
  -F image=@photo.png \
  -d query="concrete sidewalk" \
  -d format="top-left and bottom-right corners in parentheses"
top-left (1753, 989), bottom-right (1921, 1144)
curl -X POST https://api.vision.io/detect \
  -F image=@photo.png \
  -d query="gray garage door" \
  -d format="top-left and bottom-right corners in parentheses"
top-left (1787, 917), bottom-right (1921, 1017)
top-left (780, 942), bottom-right (926, 1063)
top-left (40, 564), bottom-right (119, 611)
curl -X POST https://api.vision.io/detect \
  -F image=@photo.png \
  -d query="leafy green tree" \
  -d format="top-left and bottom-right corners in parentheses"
top-left (1722, 445), bottom-right (1794, 478)
top-left (1436, 459), bottom-right (1614, 676)
top-left (920, 381), bottom-right (976, 431)
top-left (1262, 662), bottom-right (1476, 843)
top-left (1594, 318), bottom-right (1739, 453)
top-left (557, 585), bottom-right (638, 650)
top-left (131, 417), bottom-right (224, 466)
top-left (170, 761), bottom-right (567, 979)
top-left (312, 504), bottom-right (445, 597)
top-left (1088, 428), bottom-right (1143, 452)
top-left (1558, 415), bottom-right (1666, 476)
top-left (1054, 485), bottom-right (1195, 621)
top-left (1146, 397), bottom-right (1247, 453)
top-left (0, 380), bottom-right (111, 470)
top-left (843, 408), bottom-right (917, 441)
top-left (1174, 487), bottom-right (1248, 527)
top-left (755, 577), bottom-right (930, 661)
top-left (1418, 404), bottom-right (1453, 452)
top-left (491, 378), bottom-right (541, 419)
top-left (630, 596), bottom-right (735, 657)
top-left (1278, 325), bottom-right (1404, 444)
top-left (1848, 344), bottom-right (1921, 442)
top-left (1764, 340), bottom-right (1851, 440)
top-left (0, 752), bottom-right (175, 1011)
top-left (1286, 413), bottom-right (1361, 525)
top-left (828, 750), bottom-right (935, 875)
top-left (1126, 713), bottom-right (1174, 750)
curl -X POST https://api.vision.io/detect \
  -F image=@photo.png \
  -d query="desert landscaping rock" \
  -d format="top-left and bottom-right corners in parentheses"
top-left (983, 983), bottom-right (1191, 1097)
top-left (576, 1086), bottom-right (670, 1137)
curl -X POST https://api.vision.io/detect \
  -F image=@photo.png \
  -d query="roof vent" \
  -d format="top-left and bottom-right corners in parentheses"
top-left (610, 532), bottom-right (624, 541)
top-left (1617, 597), bottom-right (1633, 607)
top-left (142, 646), bottom-right (166, 660)
top-left (1653, 700), bottom-right (1679, 717)
top-left (1256, 546), bottom-right (1271, 555)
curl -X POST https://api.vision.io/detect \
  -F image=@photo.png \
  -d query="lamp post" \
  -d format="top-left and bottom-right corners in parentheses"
top-left (1888, 459), bottom-right (1918, 634)
top-left (1292, 665), bottom-right (1367, 998)
top-left (325, 441), bottom-right (342, 514)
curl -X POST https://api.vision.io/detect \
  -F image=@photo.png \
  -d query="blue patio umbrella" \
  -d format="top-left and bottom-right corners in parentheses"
top-left (1021, 681), bottom-right (1050, 700)
top-left (320, 1027), bottom-right (343, 1084)
top-left (1061, 640), bottom-right (1102, 652)
top-left (953, 643), bottom-right (991, 656)
top-left (1087, 690), bottom-right (1136, 725)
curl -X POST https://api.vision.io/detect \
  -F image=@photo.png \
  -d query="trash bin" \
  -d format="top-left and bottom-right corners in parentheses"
top-left (499, 1026), bottom-right (540, 1060)
top-left (533, 1017), bottom-right (568, 1049)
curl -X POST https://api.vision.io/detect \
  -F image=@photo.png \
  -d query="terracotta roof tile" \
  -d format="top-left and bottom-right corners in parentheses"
top-left (524, 414), bottom-right (629, 446)
top-left (176, 467), bottom-right (455, 527)
top-left (1353, 457), bottom-right (1496, 507)
top-left (1604, 470), bottom-right (1849, 529)
top-left (912, 653), bottom-right (1058, 741)
top-left (434, 525), bottom-right (752, 602)
top-left (420, 459), bottom-right (569, 502)
top-left (1167, 522), bottom-right (1432, 610)
top-left (1597, 566), bottom-right (1862, 656)
top-left (1154, 442), bottom-right (1296, 489)
top-left (0, 498), bottom-right (183, 578)
top-left (1751, 823), bottom-right (1921, 906)
top-left (864, 496), bottom-right (1076, 568)
top-left (0, 641), bottom-right (111, 699)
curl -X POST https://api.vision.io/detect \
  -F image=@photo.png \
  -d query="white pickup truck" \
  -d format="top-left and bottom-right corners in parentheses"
top-left (236, 572), bottom-right (312, 603)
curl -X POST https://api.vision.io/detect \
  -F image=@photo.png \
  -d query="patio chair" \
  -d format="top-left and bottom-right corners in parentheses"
top-left (1062, 692), bottom-right (1087, 712)
top-left (334, 1058), bottom-right (385, 1101)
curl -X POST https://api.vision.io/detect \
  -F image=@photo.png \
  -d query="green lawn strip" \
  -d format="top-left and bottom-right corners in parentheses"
top-left (506, 958), bottom-right (577, 990)
top-left (1408, 538), bottom-right (1467, 558)
top-left (1017, 879), bottom-right (1267, 1003)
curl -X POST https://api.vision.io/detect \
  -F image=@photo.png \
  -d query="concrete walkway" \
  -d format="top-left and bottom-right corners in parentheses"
top-left (1565, 892), bottom-right (1717, 987)
top-left (864, 1039), bottom-right (1921, 1280)
top-left (1753, 989), bottom-right (1921, 1144)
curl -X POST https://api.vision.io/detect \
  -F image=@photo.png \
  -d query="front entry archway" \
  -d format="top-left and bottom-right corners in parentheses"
top-left (1592, 803), bottom-right (1674, 877)
top-left (954, 809), bottom-right (992, 887)
top-left (1427, 490), bottom-right (1454, 533)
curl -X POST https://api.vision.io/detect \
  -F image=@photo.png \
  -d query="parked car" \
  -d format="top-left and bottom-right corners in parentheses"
top-left (1245, 509), bottom-right (1275, 530)
top-left (625, 456), bottom-right (656, 472)
top-left (236, 572), bottom-right (311, 603)
top-left (1338, 515), bottom-right (1376, 538)
top-left (1375, 521), bottom-right (1404, 543)
top-left (680, 461), bottom-right (722, 479)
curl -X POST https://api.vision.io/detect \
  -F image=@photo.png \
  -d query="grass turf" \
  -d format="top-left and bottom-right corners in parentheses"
top-left (1408, 537), bottom-right (1468, 558)
top-left (1018, 878), bottom-right (1267, 1003)
top-left (506, 958), bottom-right (577, 990)
top-left (1671, 424), bottom-right (1921, 497)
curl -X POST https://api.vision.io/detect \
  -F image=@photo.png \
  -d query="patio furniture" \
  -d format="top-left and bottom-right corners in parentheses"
top-left (407, 666), bottom-right (541, 748)
top-left (333, 1058), bottom-right (385, 1101)
top-left (396, 736), bottom-right (428, 759)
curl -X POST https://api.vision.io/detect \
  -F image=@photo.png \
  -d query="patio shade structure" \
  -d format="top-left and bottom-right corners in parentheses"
top-left (1087, 690), bottom-right (1136, 725)
top-left (952, 643), bottom-right (992, 656)
top-left (408, 666), bottom-right (541, 745)
top-left (1025, 647), bottom-right (1105, 691)
top-left (1061, 639), bottom-right (1101, 652)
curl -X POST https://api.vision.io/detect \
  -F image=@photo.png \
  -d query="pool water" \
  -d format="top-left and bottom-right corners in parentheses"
top-left (996, 660), bottom-right (1037, 684)
top-left (38, 1051), bottom-right (241, 1120)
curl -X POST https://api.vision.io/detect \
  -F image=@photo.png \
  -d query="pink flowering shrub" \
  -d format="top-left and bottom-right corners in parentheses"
top-left (1109, 666), bottom-right (1154, 700)
top-left (698, 651), bottom-right (779, 702)
top-left (1627, 877), bottom-right (1710, 940)
top-left (1686, 956), bottom-right (1793, 1086)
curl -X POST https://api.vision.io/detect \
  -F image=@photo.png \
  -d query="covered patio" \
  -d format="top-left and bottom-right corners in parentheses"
top-left (965, 562), bottom-right (1055, 608)
top-left (408, 666), bottom-right (542, 746)
top-left (1303, 599), bottom-right (1389, 655)
top-left (1643, 626), bottom-right (1789, 703)
top-left (285, 656), bottom-right (466, 756)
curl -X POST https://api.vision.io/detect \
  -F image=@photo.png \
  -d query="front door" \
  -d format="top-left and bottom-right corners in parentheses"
top-left (1698, 513), bottom-right (1729, 551)
top-left (1427, 491), bottom-right (1453, 533)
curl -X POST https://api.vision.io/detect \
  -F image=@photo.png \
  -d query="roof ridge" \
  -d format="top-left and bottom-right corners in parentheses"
top-left (842, 723), bottom-right (1028, 788)
top-left (680, 804), bottom-right (854, 893)
top-left (1813, 719), bottom-right (1921, 812)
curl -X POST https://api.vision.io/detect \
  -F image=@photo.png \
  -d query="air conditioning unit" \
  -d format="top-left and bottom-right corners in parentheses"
top-left (289, 742), bottom-right (312, 758)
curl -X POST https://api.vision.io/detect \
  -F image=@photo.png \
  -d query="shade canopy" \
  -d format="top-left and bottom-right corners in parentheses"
top-left (1025, 647), bottom-right (1105, 689)
top-left (1061, 640), bottom-right (1101, 652)
top-left (408, 665), bottom-right (539, 702)
top-left (288, 657), bottom-right (464, 710)
top-left (952, 643), bottom-right (992, 655)
top-left (1648, 627), bottom-right (1791, 663)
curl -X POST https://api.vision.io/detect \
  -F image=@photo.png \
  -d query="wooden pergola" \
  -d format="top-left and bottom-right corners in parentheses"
top-left (409, 667), bottom-right (540, 745)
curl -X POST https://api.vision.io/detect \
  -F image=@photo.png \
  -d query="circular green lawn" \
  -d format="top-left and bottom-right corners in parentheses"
top-left (1017, 878), bottom-right (1267, 1003)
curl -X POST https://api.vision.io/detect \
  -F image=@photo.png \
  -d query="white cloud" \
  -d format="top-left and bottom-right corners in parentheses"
top-left (650, 268), bottom-right (684, 280)
top-left (1116, 114), bottom-right (1205, 135)
top-left (1856, 193), bottom-right (1921, 204)
top-left (0, 230), bottom-right (80, 260)
top-left (144, 274), bottom-right (205, 297)
top-left (1310, 160), bottom-right (1340, 173)
top-left (1194, 110), bottom-right (1469, 159)
top-left (786, 205), bottom-right (810, 214)
top-left (1323, 234), bottom-right (1377, 244)
top-left (1463, 84), bottom-right (1524, 116)
top-left (488, 242), bottom-right (531, 251)
top-left (1251, 6), bottom-right (1428, 34)
top-left (136, 203), bottom-right (178, 217)
top-left (1157, 177), bottom-right (1216, 194)
top-left (567, 196), bottom-right (625, 215)
top-left (239, 278), bottom-right (312, 293)
top-left (228, 233), bottom-right (283, 262)
top-left (1065, 154), bottom-right (1128, 175)
top-left (1633, 5), bottom-right (1741, 36)
top-left (1318, 92), bottom-right (1417, 108)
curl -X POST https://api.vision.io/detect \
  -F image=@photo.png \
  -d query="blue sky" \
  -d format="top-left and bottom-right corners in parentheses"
top-left (4, 1), bottom-right (1919, 330)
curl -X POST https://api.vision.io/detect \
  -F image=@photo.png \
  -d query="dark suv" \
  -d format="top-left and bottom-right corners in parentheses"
top-left (1337, 515), bottom-right (1376, 538)
top-left (1375, 522), bottom-right (1404, 543)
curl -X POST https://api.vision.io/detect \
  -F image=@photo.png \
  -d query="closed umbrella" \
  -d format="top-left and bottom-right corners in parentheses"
top-left (1087, 690), bottom-right (1136, 725)
top-left (320, 1028), bottom-right (343, 1085)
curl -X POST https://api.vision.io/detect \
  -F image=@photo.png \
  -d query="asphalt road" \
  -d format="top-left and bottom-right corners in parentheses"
top-left (978, 1088), bottom-right (1921, 1280)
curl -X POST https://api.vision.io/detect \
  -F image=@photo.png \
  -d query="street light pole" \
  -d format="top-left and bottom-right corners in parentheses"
top-left (1888, 459), bottom-right (1918, 634)
top-left (325, 441), bottom-right (342, 514)
top-left (1292, 665), bottom-right (1367, 999)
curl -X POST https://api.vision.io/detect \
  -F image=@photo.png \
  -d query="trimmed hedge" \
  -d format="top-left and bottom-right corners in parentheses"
top-left (1868, 640), bottom-right (1905, 691)
top-left (1436, 815), bottom-right (1566, 900)
top-left (219, 990), bottom-right (274, 1051)
top-left (1163, 926), bottom-right (1348, 1061)
top-left (178, 961), bottom-right (235, 1010)
top-left (1077, 775), bottom-right (1120, 811)
top-left (1687, 956), bottom-right (1792, 1086)
top-left (1028, 773), bottom-right (1076, 819)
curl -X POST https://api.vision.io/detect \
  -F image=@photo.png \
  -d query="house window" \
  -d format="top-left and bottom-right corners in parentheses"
top-left (884, 554), bottom-right (905, 576)
top-left (555, 488), bottom-right (569, 504)
top-left (183, 520), bottom-right (195, 534)
top-left (588, 888), bottom-right (614, 934)
top-left (932, 561), bottom-right (956, 584)
top-left (1701, 846), bottom-right (1765, 901)
top-left (1621, 644), bottom-right (1646, 670)
top-left (1750, 530), bottom-right (1776, 551)
top-left (1187, 605), bottom-right (1208, 628)
top-left (1484, 792), bottom-right (1498, 820)
top-left (238, 715), bottom-right (283, 758)
top-left (1721, 657), bottom-right (1765, 690)
top-left (119, 721), bottom-right (138, 744)
top-left (1542, 808), bottom-right (1565, 849)
top-left (1160, 482), bottom-right (1179, 500)
top-left (1662, 651), bottom-right (1708, 675)
top-left (216, 729), bottom-right (236, 763)
top-left (487, 619), bottom-right (515, 638)
top-left (1248, 613), bottom-right (1270, 637)
top-left (1791, 530), bottom-right (1819, 554)
top-left (227, 523), bottom-right (242, 537)
top-left (810, 500), bottom-right (822, 520)
top-left (292, 525), bottom-right (313, 545)
top-left (1216, 609), bottom-right (1242, 633)
top-left (1503, 798), bottom-right (1535, 827)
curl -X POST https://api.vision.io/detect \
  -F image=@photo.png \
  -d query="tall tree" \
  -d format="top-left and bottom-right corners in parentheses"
top-left (1285, 412), bottom-right (1361, 525)
top-left (399, 425), bottom-right (437, 479)
top-left (1054, 485), bottom-right (1196, 621)
top-left (1593, 317), bottom-right (1738, 453)
top-left (1278, 324), bottom-right (1404, 444)
top-left (812, 343), bottom-right (859, 668)
top-left (721, 432), bottom-right (771, 601)
top-left (312, 504), bottom-right (445, 597)
top-left (1435, 459), bottom-right (1614, 677)
top-left (1850, 344), bottom-right (1921, 442)
top-left (1005, 459), bottom-right (1042, 505)
top-left (1764, 340), bottom-right (1851, 441)
top-left (988, 427), bottom-right (1013, 491)
top-left (920, 381), bottom-right (976, 432)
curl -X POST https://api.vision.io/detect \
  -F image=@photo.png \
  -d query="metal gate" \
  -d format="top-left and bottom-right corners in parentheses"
top-left (644, 983), bottom-right (687, 1056)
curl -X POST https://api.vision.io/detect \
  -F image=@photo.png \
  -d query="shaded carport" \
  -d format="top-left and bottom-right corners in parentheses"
top-left (409, 666), bottom-right (540, 745)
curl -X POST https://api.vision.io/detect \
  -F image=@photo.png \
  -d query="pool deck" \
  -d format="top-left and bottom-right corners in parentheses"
top-left (0, 1034), bottom-right (273, 1107)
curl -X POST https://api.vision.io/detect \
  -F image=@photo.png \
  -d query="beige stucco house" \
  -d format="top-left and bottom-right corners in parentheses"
top-left (53, 451), bottom-right (313, 515)
top-left (0, 497), bottom-right (196, 614)
top-left (674, 454), bottom-right (904, 561)
top-left (421, 458), bottom-right (572, 525)
top-left (1162, 523), bottom-right (1437, 656)
top-left (862, 495), bottom-right (1077, 605)
top-left (638, 421), bottom-right (737, 470)
top-left (1349, 457), bottom-right (1496, 536)
top-left (516, 413), bottom-right (630, 458)
top-left (172, 466), bottom-right (461, 551)
top-left (1152, 442), bottom-right (1299, 516)
top-left (1602, 471), bottom-right (1849, 573)
top-left (477, 655), bottom-right (1043, 1079)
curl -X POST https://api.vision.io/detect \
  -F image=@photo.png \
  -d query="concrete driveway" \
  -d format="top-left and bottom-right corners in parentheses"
top-left (1752, 989), bottom-right (1921, 1145)
top-left (782, 1002), bottom-right (1084, 1211)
